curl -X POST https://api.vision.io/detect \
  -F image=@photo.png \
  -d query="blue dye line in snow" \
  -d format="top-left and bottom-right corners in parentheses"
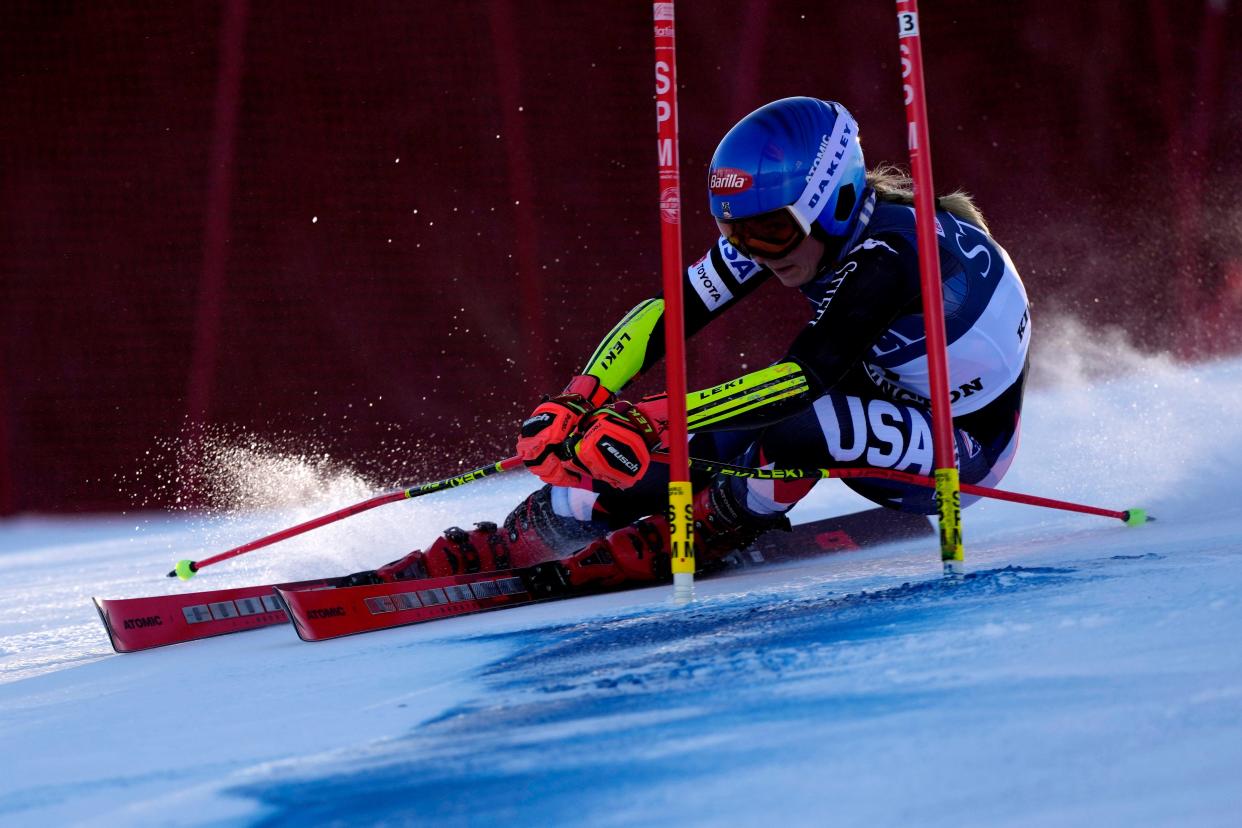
top-left (239, 564), bottom-right (1087, 827)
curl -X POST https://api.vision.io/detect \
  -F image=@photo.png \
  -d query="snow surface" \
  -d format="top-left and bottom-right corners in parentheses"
top-left (2, 342), bottom-right (1241, 827)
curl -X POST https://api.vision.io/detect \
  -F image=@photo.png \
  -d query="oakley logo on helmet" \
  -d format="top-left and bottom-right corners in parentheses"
top-left (709, 168), bottom-right (752, 195)
top-left (807, 123), bottom-right (853, 210)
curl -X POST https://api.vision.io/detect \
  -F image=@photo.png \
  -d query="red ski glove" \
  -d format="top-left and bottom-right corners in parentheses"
top-left (571, 395), bottom-right (668, 490)
top-left (517, 375), bottom-right (612, 487)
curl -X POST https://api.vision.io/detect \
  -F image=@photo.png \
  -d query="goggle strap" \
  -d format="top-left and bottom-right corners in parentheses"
top-left (786, 206), bottom-right (812, 237)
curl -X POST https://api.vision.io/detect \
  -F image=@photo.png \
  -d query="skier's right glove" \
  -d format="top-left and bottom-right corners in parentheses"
top-left (570, 396), bottom-right (667, 490)
top-left (517, 375), bottom-right (612, 488)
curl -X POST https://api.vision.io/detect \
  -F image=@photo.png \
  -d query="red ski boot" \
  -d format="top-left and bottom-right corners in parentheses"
top-left (349, 486), bottom-right (608, 585)
top-left (559, 482), bottom-right (791, 590)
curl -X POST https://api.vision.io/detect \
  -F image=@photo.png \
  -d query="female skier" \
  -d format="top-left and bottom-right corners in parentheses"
top-left (373, 96), bottom-right (1031, 588)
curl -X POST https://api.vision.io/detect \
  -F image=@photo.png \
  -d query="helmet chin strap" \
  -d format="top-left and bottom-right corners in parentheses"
top-left (814, 187), bottom-right (878, 271)
top-left (810, 224), bottom-right (846, 273)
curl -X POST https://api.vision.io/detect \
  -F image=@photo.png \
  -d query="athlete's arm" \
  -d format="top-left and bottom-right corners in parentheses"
top-left (579, 238), bottom-right (771, 395)
top-left (520, 239), bottom-right (767, 483)
top-left (684, 233), bottom-right (925, 431)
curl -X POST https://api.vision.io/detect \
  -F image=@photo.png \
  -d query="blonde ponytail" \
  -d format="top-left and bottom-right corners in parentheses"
top-left (866, 164), bottom-right (990, 235)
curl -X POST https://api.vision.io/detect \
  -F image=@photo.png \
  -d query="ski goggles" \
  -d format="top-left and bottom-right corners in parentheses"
top-left (715, 206), bottom-right (810, 260)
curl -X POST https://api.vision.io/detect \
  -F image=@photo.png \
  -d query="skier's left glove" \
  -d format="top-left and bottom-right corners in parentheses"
top-left (571, 395), bottom-right (668, 490)
top-left (517, 375), bottom-right (612, 488)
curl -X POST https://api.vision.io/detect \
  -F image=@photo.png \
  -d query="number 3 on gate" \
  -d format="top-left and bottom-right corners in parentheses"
top-left (897, 11), bottom-right (919, 37)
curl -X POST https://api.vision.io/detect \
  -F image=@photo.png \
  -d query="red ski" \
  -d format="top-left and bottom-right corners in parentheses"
top-left (96, 507), bottom-right (932, 651)
top-left (93, 576), bottom-right (345, 653)
top-left (277, 569), bottom-right (547, 642)
top-left (279, 507), bottom-right (934, 642)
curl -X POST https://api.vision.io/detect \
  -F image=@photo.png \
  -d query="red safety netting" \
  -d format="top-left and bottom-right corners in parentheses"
top-left (1, 1), bottom-right (1239, 512)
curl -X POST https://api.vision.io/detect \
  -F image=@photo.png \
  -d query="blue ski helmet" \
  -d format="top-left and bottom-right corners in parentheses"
top-left (708, 98), bottom-right (866, 243)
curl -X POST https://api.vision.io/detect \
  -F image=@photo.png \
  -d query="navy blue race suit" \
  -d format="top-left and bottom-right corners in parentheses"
top-left (550, 191), bottom-right (1030, 525)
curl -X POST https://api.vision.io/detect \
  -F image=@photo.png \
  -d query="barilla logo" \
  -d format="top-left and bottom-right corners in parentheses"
top-left (709, 168), bottom-right (752, 194)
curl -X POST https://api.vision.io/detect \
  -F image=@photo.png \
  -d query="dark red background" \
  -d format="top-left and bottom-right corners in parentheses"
top-left (2, 2), bottom-right (1238, 513)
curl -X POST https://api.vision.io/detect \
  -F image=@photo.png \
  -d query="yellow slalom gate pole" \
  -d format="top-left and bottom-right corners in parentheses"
top-left (651, 2), bottom-right (695, 602)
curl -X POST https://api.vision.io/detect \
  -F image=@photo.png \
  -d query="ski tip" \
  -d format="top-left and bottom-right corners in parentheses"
top-left (270, 588), bottom-right (313, 643)
top-left (1123, 509), bottom-right (1152, 526)
top-left (92, 597), bottom-right (125, 654)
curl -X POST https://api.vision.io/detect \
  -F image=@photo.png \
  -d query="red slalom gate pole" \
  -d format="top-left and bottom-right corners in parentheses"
top-left (167, 456), bottom-right (524, 579)
top-left (652, 1), bottom-right (695, 604)
top-left (896, 1), bottom-right (964, 576)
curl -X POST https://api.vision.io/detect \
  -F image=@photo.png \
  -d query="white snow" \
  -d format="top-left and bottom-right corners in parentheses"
top-left (2, 339), bottom-right (1241, 827)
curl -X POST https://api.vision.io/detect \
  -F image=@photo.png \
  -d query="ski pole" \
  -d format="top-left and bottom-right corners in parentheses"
top-left (655, 455), bottom-right (1150, 526)
top-left (168, 456), bottom-right (524, 580)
